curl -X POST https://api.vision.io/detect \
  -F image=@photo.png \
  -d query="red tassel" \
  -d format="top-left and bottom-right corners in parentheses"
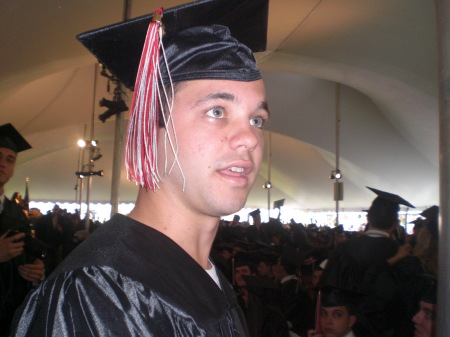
top-left (126, 8), bottom-right (164, 190)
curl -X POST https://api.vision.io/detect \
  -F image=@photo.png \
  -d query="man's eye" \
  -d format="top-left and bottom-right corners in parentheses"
top-left (206, 107), bottom-right (225, 118)
top-left (250, 117), bottom-right (265, 128)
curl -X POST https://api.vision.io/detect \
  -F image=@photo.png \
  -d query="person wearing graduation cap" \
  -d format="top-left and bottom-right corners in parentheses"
top-left (412, 275), bottom-right (437, 337)
top-left (11, 0), bottom-right (270, 336)
top-left (322, 187), bottom-right (416, 337)
top-left (0, 123), bottom-right (45, 336)
top-left (307, 286), bottom-right (360, 337)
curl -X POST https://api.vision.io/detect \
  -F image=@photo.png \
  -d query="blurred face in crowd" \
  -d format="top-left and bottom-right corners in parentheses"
top-left (320, 306), bottom-right (356, 337)
top-left (0, 147), bottom-right (16, 188)
top-left (412, 301), bottom-right (436, 337)
top-left (312, 269), bottom-right (324, 289)
top-left (335, 233), bottom-right (347, 245)
top-left (257, 261), bottom-right (272, 278)
top-left (235, 265), bottom-right (253, 287)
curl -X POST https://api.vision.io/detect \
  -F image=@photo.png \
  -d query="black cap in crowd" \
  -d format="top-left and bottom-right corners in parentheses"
top-left (0, 123), bottom-right (31, 153)
top-left (366, 186), bottom-right (415, 208)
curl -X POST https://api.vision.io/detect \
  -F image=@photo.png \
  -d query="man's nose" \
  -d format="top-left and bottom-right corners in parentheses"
top-left (229, 123), bottom-right (259, 152)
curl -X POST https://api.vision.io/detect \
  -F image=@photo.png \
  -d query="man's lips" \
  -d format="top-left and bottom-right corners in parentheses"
top-left (218, 161), bottom-right (253, 186)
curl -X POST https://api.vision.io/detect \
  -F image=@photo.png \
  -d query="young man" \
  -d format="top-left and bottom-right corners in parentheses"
top-left (322, 187), bottom-right (415, 337)
top-left (412, 276), bottom-right (437, 337)
top-left (308, 287), bottom-right (358, 337)
top-left (0, 123), bottom-right (45, 336)
top-left (11, 0), bottom-right (269, 336)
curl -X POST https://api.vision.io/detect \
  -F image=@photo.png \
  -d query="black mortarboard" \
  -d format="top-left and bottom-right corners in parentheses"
top-left (421, 205), bottom-right (439, 239)
top-left (0, 123), bottom-right (32, 153)
top-left (249, 209), bottom-right (261, 217)
top-left (366, 186), bottom-right (415, 208)
top-left (320, 286), bottom-right (361, 311)
top-left (273, 199), bottom-right (285, 209)
top-left (421, 205), bottom-right (439, 224)
top-left (77, 0), bottom-right (269, 89)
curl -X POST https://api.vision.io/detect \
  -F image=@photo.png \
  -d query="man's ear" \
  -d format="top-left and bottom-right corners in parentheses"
top-left (348, 314), bottom-right (357, 329)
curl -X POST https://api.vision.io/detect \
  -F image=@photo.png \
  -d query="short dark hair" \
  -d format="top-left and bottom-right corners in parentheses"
top-left (367, 198), bottom-right (399, 230)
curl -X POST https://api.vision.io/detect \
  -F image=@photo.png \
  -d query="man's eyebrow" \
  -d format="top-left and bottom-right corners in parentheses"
top-left (259, 101), bottom-right (270, 117)
top-left (194, 91), bottom-right (270, 116)
top-left (194, 91), bottom-right (236, 106)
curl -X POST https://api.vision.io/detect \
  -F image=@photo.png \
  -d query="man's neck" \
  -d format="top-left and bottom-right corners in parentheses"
top-left (129, 188), bottom-right (219, 269)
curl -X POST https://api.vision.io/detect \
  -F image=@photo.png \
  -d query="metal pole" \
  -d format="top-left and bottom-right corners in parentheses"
top-left (435, 0), bottom-right (450, 336)
top-left (84, 175), bottom-right (92, 230)
top-left (335, 83), bottom-right (341, 227)
top-left (84, 65), bottom-right (98, 228)
top-left (110, 93), bottom-right (125, 217)
top-left (110, 0), bottom-right (132, 217)
top-left (267, 131), bottom-right (272, 217)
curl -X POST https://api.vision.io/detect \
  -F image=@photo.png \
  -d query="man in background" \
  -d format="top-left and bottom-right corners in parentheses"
top-left (0, 123), bottom-right (45, 336)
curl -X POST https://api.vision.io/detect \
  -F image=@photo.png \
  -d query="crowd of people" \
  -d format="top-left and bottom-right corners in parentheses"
top-left (209, 197), bottom-right (439, 337)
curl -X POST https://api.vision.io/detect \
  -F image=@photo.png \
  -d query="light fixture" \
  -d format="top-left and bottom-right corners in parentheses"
top-left (75, 170), bottom-right (104, 178)
top-left (263, 181), bottom-right (272, 189)
top-left (98, 98), bottom-right (128, 123)
top-left (77, 139), bottom-right (86, 148)
top-left (330, 169), bottom-right (342, 179)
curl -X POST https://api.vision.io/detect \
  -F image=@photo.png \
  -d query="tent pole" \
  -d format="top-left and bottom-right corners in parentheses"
top-left (435, 0), bottom-right (450, 336)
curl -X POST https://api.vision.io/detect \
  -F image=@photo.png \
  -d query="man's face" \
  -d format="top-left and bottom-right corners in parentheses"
top-left (320, 306), bottom-right (356, 337)
top-left (0, 147), bottom-right (17, 187)
top-left (312, 269), bottom-right (324, 288)
top-left (158, 79), bottom-right (268, 217)
top-left (412, 301), bottom-right (436, 337)
top-left (235, 265), bottom-right (253, 287)
top-left (257, 261), bottom-right (272, 278)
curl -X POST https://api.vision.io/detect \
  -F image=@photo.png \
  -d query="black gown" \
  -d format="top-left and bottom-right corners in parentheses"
top-left (11, 214), bottom-right (249, 337)
top-left (322, 234), bottom-right (402, 337)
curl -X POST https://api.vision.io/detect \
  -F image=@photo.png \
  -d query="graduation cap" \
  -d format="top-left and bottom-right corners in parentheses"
top-left (273, 199), bottom-right (285, 209)
top-left (77, 0), bottom-right (269, 89)
top-left (320, 286), bottom-right (362, 312)
top-left (0, 123), bottom-right (32, 153)
top-left (77, 0), bottom-right (269, 191)
top-left (366, 186), bottom-right (415, 208)
top-left (249, 209), bottom-right (261, 217)
top-left (421, 205), bottom-right (439, 239)
top-left (421, 205), bottom-right (438, 224)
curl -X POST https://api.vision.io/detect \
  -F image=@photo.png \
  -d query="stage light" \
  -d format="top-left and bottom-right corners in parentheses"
top-left (75, 170), bottom-right (104, 178)
top-left (263, 181), bottom-right (272, 189)
top-left (98, 98), bottom-right (128, 123)
top-left (330, 169), bottom-right (342, 179)
top-left (77, 139), bottom-right (86, 148)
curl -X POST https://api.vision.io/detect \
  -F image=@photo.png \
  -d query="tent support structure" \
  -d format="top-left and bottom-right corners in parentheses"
top-left (435, 0), bottom-right (450, 336)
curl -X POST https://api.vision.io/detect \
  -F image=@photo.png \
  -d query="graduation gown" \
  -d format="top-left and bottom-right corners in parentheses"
top-left (11, 214), bottom-right (249, 337)
top-left (0, 197), bottom-right (34, 337)
top-left (322, 235), bottom-right (401, 337)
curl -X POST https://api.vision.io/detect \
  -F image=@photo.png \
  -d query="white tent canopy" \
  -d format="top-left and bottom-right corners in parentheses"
top-left (1, 0), bottom-right (439, 212)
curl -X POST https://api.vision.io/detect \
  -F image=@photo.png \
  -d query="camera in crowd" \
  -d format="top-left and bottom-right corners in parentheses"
top-left (7, 230), bottom-right (49, 264)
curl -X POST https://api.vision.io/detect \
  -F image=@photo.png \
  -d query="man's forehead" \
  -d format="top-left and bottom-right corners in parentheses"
top-left (322, 306), bottom-right (349, 313)
top-left (0, 147), bottom-right (17, 158)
